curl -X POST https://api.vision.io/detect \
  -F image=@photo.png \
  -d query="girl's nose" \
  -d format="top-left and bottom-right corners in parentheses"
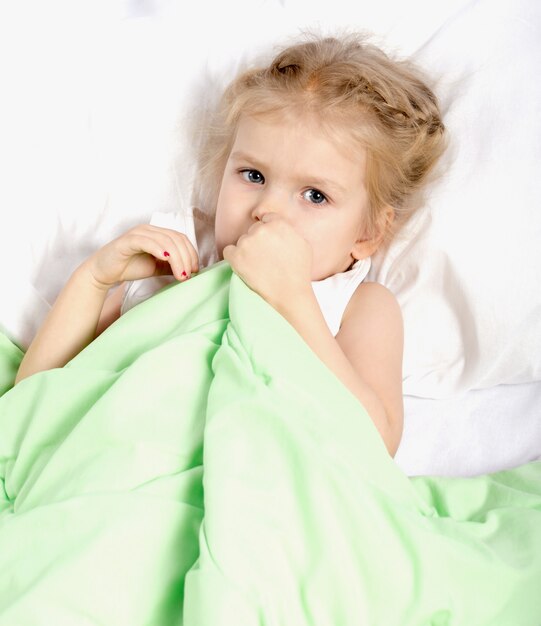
top-left (251, 190), bottom-right (288, 222)
top-left (252, 206), bottom-right (268, 222)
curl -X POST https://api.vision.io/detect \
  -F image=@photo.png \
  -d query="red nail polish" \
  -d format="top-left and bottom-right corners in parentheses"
top-left (182, 271), bottom-right (187, 277)
top-left (163, 251), bottom-right (170, 257)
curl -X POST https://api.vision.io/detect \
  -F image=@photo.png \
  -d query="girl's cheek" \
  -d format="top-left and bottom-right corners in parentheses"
top-left (214, 227), bottom-right (234, 258)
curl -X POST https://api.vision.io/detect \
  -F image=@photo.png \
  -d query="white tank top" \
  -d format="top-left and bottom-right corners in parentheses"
top-left (121, 210), bottom-right (371, 337)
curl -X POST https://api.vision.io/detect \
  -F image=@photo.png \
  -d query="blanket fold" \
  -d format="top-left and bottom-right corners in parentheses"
top-left (1, 261), bottom-right (540, 625)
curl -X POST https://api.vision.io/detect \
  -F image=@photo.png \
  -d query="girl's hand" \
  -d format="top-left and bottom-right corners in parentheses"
top-left (222, 213), bottom-right (313, 307)
top-left (84, 225), bottom-right (199, 289)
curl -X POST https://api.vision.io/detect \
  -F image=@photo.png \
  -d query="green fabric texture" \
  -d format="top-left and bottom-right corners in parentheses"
top-left (0, 333), bottom-right (23, 397)
top-left (1, 260), bottom-right (540, 625)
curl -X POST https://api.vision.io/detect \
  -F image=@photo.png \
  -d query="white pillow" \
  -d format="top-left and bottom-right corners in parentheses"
top-left (0, 0), bottom-right (470, 347)
top-left (368, 0), bottom-right (541, 398)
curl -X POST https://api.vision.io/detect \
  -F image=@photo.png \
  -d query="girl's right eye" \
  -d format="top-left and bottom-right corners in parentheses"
top-left (240, 169), bottom-right (265, 184)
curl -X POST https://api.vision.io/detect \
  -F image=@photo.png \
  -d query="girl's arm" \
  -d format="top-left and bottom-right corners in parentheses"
top-left (273, 281), bottom-right (404, 457)
top-left (15, 225), bottom-right (199, 385)
top-left (95, 283), bottom-right (125, 337)
top-left (15, 263), bottom-right (114, 384)
top-left (335, 282), bottom-right (404, 456)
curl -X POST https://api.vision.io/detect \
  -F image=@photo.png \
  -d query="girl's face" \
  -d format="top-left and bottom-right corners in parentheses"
top-left (214, 113), bottom-right (371, 281)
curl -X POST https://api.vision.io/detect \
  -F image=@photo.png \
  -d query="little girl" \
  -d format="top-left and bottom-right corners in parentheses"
top-left (15, 32), bottom-right (446, 457)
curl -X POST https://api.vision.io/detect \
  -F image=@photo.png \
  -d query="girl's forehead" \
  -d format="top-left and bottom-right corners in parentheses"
top-left (233, 111), bottom-right (365, 161)
top-left (231, 113), bottom-right (367, 188)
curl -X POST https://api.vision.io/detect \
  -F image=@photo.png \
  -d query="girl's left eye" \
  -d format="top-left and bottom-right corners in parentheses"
top-left (302, 189), bottom-right (328, 205)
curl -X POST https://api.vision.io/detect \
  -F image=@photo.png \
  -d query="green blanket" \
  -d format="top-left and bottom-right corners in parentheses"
top-left (1, 261), bottom-right (540, 625)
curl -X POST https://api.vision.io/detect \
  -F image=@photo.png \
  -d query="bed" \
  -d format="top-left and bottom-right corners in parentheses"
top-left (1, 0), bottom-right (540, 623)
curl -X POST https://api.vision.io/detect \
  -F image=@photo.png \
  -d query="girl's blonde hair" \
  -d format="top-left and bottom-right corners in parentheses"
top-left (195, 32), bottom-right (447, 246)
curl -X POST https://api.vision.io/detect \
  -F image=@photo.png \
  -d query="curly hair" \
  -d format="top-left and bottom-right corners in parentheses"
top-left (195, 31), bottom-right (447, 246)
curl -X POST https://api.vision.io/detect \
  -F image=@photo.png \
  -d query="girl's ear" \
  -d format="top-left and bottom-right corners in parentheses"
top-left (351, 205), bottom-right (394, 260)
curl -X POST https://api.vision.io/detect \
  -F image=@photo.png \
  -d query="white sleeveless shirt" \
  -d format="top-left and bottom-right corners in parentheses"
top-left (121, 210), bottom-right (371, 337)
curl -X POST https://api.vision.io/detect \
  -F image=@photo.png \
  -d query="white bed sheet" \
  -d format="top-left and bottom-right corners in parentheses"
top-left (397, 382), bottom-right (541, 477)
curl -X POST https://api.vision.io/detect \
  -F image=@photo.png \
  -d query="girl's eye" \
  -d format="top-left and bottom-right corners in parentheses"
top-left (302, 188), bottom-right (328, 205)
top-left (240, 169), bottom-right (265, 184)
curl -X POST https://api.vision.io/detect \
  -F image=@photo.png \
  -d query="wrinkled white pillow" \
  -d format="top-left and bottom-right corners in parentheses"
top-left (0, 0), bottom-right (467, 347)
top-left (368, 0), bottom-right (541, 397)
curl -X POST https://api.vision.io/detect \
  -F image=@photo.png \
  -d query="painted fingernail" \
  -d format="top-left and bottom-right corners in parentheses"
top-left (182, 271), bottom-right (187, 277)
top-left (163, 251), bottom-right (170, 257)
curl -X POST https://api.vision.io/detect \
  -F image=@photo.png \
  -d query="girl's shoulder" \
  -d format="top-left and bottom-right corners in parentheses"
top-left (341, 281), bottom-right (402, 328)
top-left (337, 280), bottom-right (404, 371)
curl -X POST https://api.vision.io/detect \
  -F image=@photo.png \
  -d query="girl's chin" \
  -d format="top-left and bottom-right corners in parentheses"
top-left (311, 261), bottom-right (354, 282)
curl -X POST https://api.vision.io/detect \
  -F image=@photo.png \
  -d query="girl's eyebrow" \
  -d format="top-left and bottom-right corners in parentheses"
top-left (229, 150), bottom-right (346, 195)
top-left (305, 176), bottom-right (346, 196)
top-left (229, 150), bottom-right (266, 169)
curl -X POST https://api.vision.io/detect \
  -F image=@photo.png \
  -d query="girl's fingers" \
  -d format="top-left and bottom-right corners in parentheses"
top-left (126, 228), bottom-right (198, 281)
top-left (169, 238), bottom-right (193, 281)
top-left (168, 233), bottom-right (199, 277)
top-left (160, 235), bottom-right (198, 281)
top-left (154, 227), bottom-right (199, 274)
top-left (144, 226), bottom-right (200, 273)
